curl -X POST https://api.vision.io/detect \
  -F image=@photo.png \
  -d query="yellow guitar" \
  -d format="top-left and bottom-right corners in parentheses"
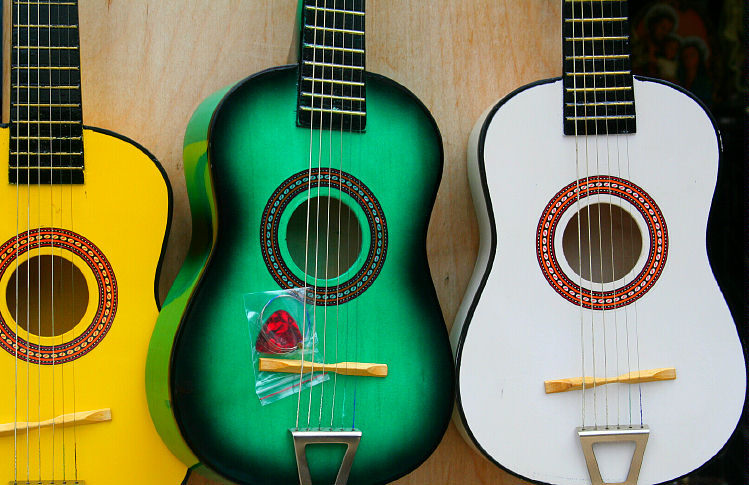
top-left (0, 1), bottom-right (186, 483)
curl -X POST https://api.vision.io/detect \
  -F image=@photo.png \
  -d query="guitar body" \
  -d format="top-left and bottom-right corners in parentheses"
top-left (151, 66), bottom-right (454, 484)
top-left (146, 86), bottom-right (230, 481)
top-left (452, 77), bottom-right (746, 485)
top-left (0, 127), bottom-right (186, 483)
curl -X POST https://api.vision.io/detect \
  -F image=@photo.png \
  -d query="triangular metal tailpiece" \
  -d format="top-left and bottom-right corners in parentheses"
top-left (291, 428), bottom-right (362, 485)
top-left (577, 425), bottom-right (650, 485)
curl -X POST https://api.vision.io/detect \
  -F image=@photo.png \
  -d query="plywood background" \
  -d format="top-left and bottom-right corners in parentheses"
top-left (26, 1), bottom-right (561, 483)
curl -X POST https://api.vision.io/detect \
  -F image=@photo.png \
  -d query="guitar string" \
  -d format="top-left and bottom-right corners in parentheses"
top-left (296, 0), bottom-right (319, 430)
top-left (591, 0), bottom-right (619, 426)
top-left (617, 0), bottom-right (644, 427)
top-left (578, 0), bottom-right (599, 429)
top-left (67, 1), bottom-right (80, 478)
top-left (570, 0), bottom-right (587, 429)
top-left (319, 0), bottom-right (336, 429)
top-left (588, 0), bottom-right (610, 429)
top-left (581, 0), bottom-right (600, 430)
top-left (350, 0), bottom-right (364, 431)
top-left (331, 0), bottom-right (345, 428)
top-left (611, 0), bottom-right (634, 427)
top-left (52, 1), bottom-right (69, 478)
top-left (602, 0), bottom-right (637, 429)
top-left (25, 1), bottom-right (32, 480)
top-left (324, 0), bottom-right (347, 429)
top-left (307, 0), bottom-right (330, 431)
top-left (35, 1), bottom-right (43, 479)
top-left (596, 0), bottom-right (622, 429)
top-left (331, 0), bottom-right (359, 430)
top-left (49, 0), bottom-right (57, 478)
top-left (341, 0), bottom-right (358, 430)
top-left (60, 1), bottom-right (75, 478)
top-left (13, 2), bottom-right (21, 482)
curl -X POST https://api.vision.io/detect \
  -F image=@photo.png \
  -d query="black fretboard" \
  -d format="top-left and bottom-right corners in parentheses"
top-left (10, 0), bottom-right (84, 184)
top-left (297, 0), bottom-right (366, 131)
top-left (562, 0), bottom-right (635, 135)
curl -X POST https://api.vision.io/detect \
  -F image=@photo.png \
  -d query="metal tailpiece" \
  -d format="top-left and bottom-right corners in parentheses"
top-left (291, 428), bottom-right (362, 485)
top-left (578, 425), bottom-right (650, 485)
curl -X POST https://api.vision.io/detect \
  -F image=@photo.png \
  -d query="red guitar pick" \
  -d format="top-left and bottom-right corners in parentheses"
top-left (256, 309), bottom-right (303, 354)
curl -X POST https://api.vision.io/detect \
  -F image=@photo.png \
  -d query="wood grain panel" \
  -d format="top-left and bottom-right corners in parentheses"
top-left (7, 1), bottom-right (560, 483)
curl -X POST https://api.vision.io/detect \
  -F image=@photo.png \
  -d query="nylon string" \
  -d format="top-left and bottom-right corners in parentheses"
top-left (296, 0), bottom-right (320, 429)
top-left (318, 0), bottom-right (343, 429)
top-left (306, 0), bottom-right (329, 430)
top-left (318, 0), bottom-right (337, 428)
top-left (596, 0), bottom-right (622, 428)
top-left (26, 2), bottom-right (33, 481)
top-left (615, 0), bottom-right (644, 426)
top-left (13, 3), bottom-right (22, 483)
top-left (586, 0), bottom-right (609, 429)
top-left (570, 0), bottom-right (588, 429)
top-left (611, 0), bottom-right (635, 425)
top-left (67, 0), bottom-right (80, 477)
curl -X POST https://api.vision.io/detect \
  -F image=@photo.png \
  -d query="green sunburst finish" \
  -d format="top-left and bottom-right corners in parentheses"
top-left (145, 84), bottom-right (231, 483)
top-left (146, 64), bottom-right (454, 485)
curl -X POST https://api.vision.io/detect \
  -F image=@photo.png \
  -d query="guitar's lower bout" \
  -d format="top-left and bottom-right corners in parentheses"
top-left (167, 66), bottom-right (454, 485)
top-left (0, 127), bottom-right (186, 484)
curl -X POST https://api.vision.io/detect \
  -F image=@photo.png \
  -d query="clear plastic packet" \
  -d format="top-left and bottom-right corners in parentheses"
top-left (244, 288), bottom-right (328, 405)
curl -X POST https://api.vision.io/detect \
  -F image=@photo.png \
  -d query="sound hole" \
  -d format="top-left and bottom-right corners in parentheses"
top-left (562, 203), bottom-right (643, 283)
top-left (286, 196), bottom-right (363, 280)
top-left (6, 255), bottom-right (89, 337)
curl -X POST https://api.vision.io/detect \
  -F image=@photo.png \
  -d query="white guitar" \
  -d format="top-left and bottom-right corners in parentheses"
top-left (450, 2), bottom-right (746, 485)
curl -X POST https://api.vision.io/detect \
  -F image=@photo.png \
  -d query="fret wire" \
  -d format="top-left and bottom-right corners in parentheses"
top-left (13, 24), bottom-right (78, 28)
top-left (11, 152), bottom-right (83, 156)
top-left (299, 106), bottom-right (366, 116)
top-left (566, 86), bottom-right (632, 92)
top-left (303, 43), bottom-right (364, 54)
top-left (12, 66), bottom-right (80, 70)
top-left (14, 2), bottom-right (77, 5)
top-left (305, 5), bottom-right (364, 16)
top-left (565, 115), bottom-right (636, 121)
top-left (304, 24), bottom-right (364, 35)
top-left (12, 103), bottom-right (81, 107)
top-left (566, 101), bottom-right (634, 107)
top-left (303, 60), bottom-right (364, 70)
top-left (13, 120), bottom-right (82, 124)
top-left (565, 17), bottom-right (627, 22)
top-left (301, 92), bottom-right (366, 102)
top-left (565, 54), bottom-right (629, 60)
top-left (569, 71), bottom-right (631, 76)
top-left (13, 85), bottom-right (80, 89)
top-left (14, 46), bottom-right (79, 50)
top-left (9, 166), bottom-right (84, 170)
top-left (302, 76), bottom-right (365, 87)
top-left (12, 136), bottom-right (82, 140)
top-left (566, 36), bottom-right (628, 41)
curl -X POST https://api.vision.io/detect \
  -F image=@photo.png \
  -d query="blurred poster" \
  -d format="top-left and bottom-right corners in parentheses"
top-left (630, 0), bottom-right (745, 110)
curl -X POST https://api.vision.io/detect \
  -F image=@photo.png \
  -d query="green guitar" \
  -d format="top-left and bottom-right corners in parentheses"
top-left (146, 1), bottom-right (454, 483)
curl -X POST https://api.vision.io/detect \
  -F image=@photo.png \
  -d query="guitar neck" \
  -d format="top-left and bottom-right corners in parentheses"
top-left (10, 0), bottom-right (84, 184)
top-left (296, 0), bottom-right (366, 131)
top-left (562, 0), bottom-right (635, 136)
